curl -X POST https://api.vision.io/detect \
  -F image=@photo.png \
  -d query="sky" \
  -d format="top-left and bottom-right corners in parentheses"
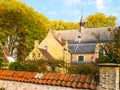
top-left (20, 0), bottom-right (120, 24)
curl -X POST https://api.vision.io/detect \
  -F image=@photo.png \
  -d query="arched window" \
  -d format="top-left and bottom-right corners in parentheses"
top-left (78, 55), bottom-right (84, 62)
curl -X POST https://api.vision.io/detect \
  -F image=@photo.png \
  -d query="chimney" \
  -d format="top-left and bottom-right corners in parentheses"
top-left (34, 40), bottom-right (39, 49)
top-left (98, 63), bottom-right (119, 90)
top-left (79, 16), bottom-right (85, 33)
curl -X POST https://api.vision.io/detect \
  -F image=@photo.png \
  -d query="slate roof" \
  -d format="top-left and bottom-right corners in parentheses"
top-left (69, 43), bottom-right (96, 54)
top-left (54, 27), bottom-right (116, 54)
top-left (0, 70), bottom-right (99, 90)
top-left (54, 30), bottom-right (81, 44)
top-left (80, 27), bottom-right (114, 43)
top-left (54, 27), bottom-right (115, 44)
top-left (39, 48), bottom-right (54, 59)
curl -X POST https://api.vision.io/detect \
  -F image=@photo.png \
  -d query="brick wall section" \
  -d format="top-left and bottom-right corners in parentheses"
top-left (98, 63), bottom-right (120, 90)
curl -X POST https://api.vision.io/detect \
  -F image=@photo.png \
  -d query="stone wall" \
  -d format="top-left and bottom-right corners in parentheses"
top-left (0, 80), bottom-right (84, 90)
top-left (98, 63), bottom-right (120, 90)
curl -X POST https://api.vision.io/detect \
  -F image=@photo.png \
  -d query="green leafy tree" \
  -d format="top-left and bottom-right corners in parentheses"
top-left (96, 27), bottom-right (120, 63)
top-left (0, 45), bottom-right (4, 69)
top-left (84, 13), bottom-right (117, 28)
top-left (0, 0), bottom-right (49, 62)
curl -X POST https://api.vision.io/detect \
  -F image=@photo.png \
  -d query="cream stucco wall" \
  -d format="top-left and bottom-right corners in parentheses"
top-left (39, 32), bottom-right (71, 63)
top-left (26, 31), bottom-right (71, 63)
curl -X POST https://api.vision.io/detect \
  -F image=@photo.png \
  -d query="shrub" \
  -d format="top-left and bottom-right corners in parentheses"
top-left (9, 61), bottom-right (39, 72)
top-left (67, 63), bottom-right (99, 76)
top-left (9, 62), bottom-right (24, 71)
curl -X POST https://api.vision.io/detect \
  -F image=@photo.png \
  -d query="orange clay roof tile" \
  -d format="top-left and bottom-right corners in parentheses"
top-left (51, 80), bottom-right (57, 86)
top-left (38, 79), bottom-right (43, 84)
top-left (46, 79), bottom-right (52, 85)
top-left (54, 73), bottom-right (61, 80)
top-left (63, 74), bottom-right (70, 81)
top-left (77, 82), bottom-right (83, 88)
top-left (61, 81), bottom-right (66, 86)
top-left (71, 81), bottom-right (77, 88)
top-left (83, 83), bottom-right (89, 89)
top-left (0, 70), bottom-right (99, 89)
top-left (56, 80), bottom-right (62, 86)
top-left (66, 81), bottom-right (72, 87)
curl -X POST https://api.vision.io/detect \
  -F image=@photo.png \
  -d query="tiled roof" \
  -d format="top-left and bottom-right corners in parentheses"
top-left (0, 70), bottom-right (99, 90)
top-left (39, 48), bottom-right (54, 59)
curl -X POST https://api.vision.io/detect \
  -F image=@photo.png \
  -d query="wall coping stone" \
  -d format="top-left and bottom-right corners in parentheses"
top-left (98, 63), bottom-right (120, 67)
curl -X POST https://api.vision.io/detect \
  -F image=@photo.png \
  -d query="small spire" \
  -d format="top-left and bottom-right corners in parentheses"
top-left (79, 16), bottom-right (85, 32)
top-left (80, 16), bottom-right (84, 26)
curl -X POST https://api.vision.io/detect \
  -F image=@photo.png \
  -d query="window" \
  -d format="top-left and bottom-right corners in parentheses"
top-left (78, 35), bottom-right (81, 38)
top-left (78, 55), bottom-right (84, 62)
top-left (99, 49), bottom-right (103, 58)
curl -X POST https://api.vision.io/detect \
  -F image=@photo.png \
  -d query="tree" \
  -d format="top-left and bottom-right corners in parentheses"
top-left (0, 48), bottom-right (3, 68)
top-left (49, 20), bottom-right (79, 30)
top-left (0, 0), bottom-right (49, 61)
top-left (96, 27), bottom-right (120, 63)
top-left (84, 13), bottom-right (117, 28)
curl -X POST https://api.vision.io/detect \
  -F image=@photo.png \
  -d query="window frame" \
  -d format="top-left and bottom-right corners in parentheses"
top-left (77, 55), bottom-right (85, 62)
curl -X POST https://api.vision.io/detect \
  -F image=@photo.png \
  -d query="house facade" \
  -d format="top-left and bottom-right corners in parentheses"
top-left (26, 30), bottom-right (71, 64)
top-left (26, 17), bottom-right (116, 64)
top-left (54, 24), bottom-right (114, 63)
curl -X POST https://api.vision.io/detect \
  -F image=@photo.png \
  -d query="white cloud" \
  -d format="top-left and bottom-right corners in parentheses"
top-left (64, 0), bottom-right (80, 7)
top-left (49, 11), bottom-right (56, 15)
top-left (96, 0), bottom-right (105, 11)
top-left (96, 0), bottom-right (113, 11)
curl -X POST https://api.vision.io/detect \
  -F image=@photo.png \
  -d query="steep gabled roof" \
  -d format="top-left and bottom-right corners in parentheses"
top-left (80, 27), bottom-right (115, 43)
top-left (54, 27), bottom-right (116, 44)
top-left (39, 48), bottom-right (54, 60)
